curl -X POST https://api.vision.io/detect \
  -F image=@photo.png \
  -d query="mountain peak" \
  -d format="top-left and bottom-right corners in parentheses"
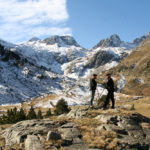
top-left (146, 31), bottom-right (150, 37)
top-left (43, 35), bottom-right (80, 47)
top-left (28, 37), bottom-right (41, 42)
top-left (110, 34), bottom-right (121, 41)
top-left (93, 34), bottom-right (122, 49)
top-left (132, 31), bottom-right (150, 45)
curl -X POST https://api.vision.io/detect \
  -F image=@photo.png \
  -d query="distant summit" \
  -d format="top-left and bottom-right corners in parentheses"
top-left (94, 32), bottom-right (150, 49)
top-left (28, 37), bottom-right (41, 42)
top-left (93, 34), bottom-right (122, 48)
top-left (43, 35), bottom-right (80, 47)
top-left (133, 32), bottom-right (150, 45)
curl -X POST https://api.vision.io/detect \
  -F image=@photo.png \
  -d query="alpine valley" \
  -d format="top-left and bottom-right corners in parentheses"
top-left (0, 33), bottom-right (149, 107)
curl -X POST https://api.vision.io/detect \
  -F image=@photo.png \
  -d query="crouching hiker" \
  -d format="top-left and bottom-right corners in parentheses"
top-left (103, 73), bottom-right (115, 110)
top-left (89, 74), bottom-right (97, 108)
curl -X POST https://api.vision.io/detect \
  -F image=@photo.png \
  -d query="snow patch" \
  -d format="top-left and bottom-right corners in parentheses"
top-left (117, 74), bottom-right (126, 92)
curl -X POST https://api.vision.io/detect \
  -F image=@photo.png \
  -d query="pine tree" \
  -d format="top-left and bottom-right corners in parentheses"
top-left (37, 110), bottom-right (43, 119)
top-left (0, 107), bottom-right (27, 124)
top-left (13, 107), bottom-right (17, 116)
top-left (45, 109), bottom-right (51, 118)
top-left (7, 108), bottom-right (16, 123)
top-left (17, 108), bottom-right (26, 121)
top-left (27, 107), bottom-right (37, 120)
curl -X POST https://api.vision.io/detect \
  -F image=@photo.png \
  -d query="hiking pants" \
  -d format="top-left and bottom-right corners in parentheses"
top-left (90, 90), bottom-right (95, 106)
top-left (104, 91), bottom-right (115, 108)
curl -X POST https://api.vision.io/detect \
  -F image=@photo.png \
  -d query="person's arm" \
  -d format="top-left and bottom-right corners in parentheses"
top-left (90, 79), bottom-right (93, 89)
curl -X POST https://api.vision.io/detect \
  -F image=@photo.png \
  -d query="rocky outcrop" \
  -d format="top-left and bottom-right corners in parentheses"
top-left (133, 35), bottom-right (147, 45)
top-left (25, 135), bottom-right (45, 150)
top-left (1, 120), bottom-right (87, 150)
top-left (46, 131), bottom-right (61, 141)
top-left (58, 123), bottom-right (87, 150)
top-left (96, 111), bottom-right (150, 149)
top-left (132, 32), bottom-right (150, 45)
top-left (85, 50), bottom-right (119, 69)
top-left (43, 35), bottom-right (80, 47)
top-left (66, 107), bottom-right (88, 119)
top-left (28, 37), bottom-right (41, 42)
top-left (1, 108), bottom-right (150, 150)
top-left (94, 34), bottom-right (122, 48)
top-left (1, 119), bottom-right (60, 147)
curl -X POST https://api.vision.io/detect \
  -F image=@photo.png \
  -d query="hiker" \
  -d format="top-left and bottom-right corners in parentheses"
top-left (103, 73), bottom-right (115, 109)
top-left (89, 74), bottom-right (97, 108)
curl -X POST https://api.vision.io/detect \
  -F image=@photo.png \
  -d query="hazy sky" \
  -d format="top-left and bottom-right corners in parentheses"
top-left (0, 0), bottom-right (150, 48)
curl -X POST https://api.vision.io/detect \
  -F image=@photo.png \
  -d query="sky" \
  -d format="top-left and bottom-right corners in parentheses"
top-left (0, 0), bottom-right (150, 48)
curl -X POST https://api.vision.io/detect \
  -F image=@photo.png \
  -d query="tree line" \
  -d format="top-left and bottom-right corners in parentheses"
top-left (0, 98), bottom-right (70, 124)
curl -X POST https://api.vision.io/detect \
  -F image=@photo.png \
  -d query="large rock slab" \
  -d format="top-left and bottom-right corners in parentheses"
top-left (25, 135), bottom-right (45, 150)
top-left (59, 123), bottom-right (88, 150)
top-left (46, 131), bottom-right (61, 141)
top-left (1, 119), bottom-right (59, 146)
top-left (95, 112), bottom-right (150, 149)
top-left (66, 108), bottom-right (88, 119)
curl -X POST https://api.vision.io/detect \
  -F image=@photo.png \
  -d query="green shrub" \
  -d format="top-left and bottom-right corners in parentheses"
top-left (45, 109), bottom-right (51, 118)
top-left (130, 104), bottom-right (135, 111)
top-left (54, 98), bottom-right (70, 116)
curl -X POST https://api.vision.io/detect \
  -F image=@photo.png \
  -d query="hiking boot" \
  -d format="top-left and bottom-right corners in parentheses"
top-left (103, 107), bottom-right (107, 110)
top-left (111, 106), bottom-right (115, 109)
top-left (89, 105), bottom-right (94, 109)
top-left (88, 105), bottom-right (93, 109)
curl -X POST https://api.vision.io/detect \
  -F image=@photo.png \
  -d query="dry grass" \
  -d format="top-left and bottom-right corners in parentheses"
top-left (129, 97), bottom-right (150, 118)
top-left (110, 37), bottom-right (150, 96)
top-left (72, 117), bottom-right (121, 149)
top-left (80, 125), bottom-right (118, 149)
top-left (74, 117), bottom-right (102, 127)
top-left (43, 139), bottom-right (66, 150)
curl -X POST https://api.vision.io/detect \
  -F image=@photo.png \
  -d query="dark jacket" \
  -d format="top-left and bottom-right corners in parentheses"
top-left (90, 78), bottom-right (97, 90)
top-left (106, 78), bottom-right (114, 92)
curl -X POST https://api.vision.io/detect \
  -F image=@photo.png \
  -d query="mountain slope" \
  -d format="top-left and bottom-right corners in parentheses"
top-left (63, 34), bottom-right (138, 79)
top-left (111, 36), bottom-right (150, 96)
top-left (0, 39), bottom-right (76, 105)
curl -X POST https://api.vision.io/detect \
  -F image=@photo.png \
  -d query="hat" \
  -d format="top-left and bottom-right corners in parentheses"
top-left (93, 74), bottom-right (97, 76)
top-left (106, 73), bottom-right (111, 76)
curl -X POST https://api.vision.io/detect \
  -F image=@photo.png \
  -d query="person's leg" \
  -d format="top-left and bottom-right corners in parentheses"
top-left (90, 90), bottom-right (95, 106)
top-left (111, 92), bottom-right (115, 108)
top-left (104, 92), bottom-right (110, 109)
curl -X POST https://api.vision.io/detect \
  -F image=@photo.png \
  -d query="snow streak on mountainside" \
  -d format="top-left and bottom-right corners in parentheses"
top-left (0, 34), bottom-right (149, 105)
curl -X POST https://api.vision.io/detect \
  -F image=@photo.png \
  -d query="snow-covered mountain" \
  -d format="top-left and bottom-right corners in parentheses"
top-left (0, 37), bottom-right (80, 105)
top-left (63, 34), bottom-right (139, 78)
top-left (0, 34), bottom-right (149, 105)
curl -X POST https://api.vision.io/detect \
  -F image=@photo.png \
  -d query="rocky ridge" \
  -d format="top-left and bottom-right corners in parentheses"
top-left (93, 34), bottom-right (122, 48)
top-left (43, 35), bottom-right (80, 47)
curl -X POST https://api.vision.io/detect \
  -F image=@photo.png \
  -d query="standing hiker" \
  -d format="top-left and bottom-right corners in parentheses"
top-left (89, 74), bottom-right (97, 108)
top-left (103, 73), bottom-right (115, 109)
